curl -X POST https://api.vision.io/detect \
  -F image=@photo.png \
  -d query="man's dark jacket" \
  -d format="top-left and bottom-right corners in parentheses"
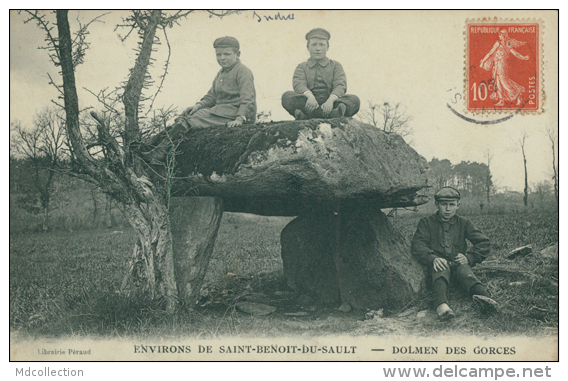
top-left (411, 213), bottom-right (490, 267)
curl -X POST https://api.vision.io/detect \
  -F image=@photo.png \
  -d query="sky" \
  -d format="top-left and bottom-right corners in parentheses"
top-left (9, 10), bottom-right (559, 193)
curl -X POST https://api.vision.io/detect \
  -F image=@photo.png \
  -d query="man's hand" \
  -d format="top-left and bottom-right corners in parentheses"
top-left (305, 94), bottom-right (319, 113)
top-left (321, 99), bottom-right (335, 117)
top-left (185, 104), bottom-right (202, 115)
top-left (455, 253), bottom-right (469, 266)
top-left (433, 257), bottom-right (448, 272)
top-left (227, 116), bottom-right (244, 128)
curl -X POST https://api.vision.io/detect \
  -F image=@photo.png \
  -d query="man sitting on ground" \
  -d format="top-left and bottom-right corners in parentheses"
top-left (411, 187), bottom-right (499, 320)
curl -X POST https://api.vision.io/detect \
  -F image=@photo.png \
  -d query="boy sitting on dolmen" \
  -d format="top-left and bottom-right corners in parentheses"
top-left (411, 187), bottom-right (498, 320)
top-left (281, 28), bottom-right (360, 120)
top-left (143, 36), bottom-right (256, 162)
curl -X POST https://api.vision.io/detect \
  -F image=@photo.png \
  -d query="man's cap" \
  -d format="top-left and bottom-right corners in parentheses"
top-left (213, 36), bottom-right (240, 50)
top-left (435, 187), bottom-right (461, 201)
top-left (305, 28), bottom-right (330, 41)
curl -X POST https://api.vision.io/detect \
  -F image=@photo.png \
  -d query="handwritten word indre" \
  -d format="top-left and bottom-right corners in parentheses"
top-left (253, 11), bottom-right (294, 23)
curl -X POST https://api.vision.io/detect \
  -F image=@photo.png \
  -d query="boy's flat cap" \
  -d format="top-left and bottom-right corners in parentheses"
top-left (305, 28), bottom-right (330, 41)
top-left (434, 187), bottom-right (461, 201)
top-left (213, 36), bottom-right (240, 49)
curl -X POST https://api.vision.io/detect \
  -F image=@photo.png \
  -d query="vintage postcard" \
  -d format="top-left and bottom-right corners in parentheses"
top-left (9, 10), bottom-right (558, 367)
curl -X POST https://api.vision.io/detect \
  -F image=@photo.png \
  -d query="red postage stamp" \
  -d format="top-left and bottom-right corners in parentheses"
top-left (466, 20), bottom-right (543, 114)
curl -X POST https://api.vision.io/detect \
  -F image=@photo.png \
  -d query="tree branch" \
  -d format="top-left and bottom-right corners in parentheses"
top-left (56, 10), bottom-right (95, 170)
top-left (122, 10), bottom-right (162, 147)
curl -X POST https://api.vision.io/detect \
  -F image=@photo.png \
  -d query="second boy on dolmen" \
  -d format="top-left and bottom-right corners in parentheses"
top-left (281, 28), bottom-right (360, 120)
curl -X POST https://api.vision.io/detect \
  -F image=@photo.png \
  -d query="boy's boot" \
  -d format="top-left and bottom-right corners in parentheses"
top-left (330, 103), bottom-right (346, 118)
top-left (436, 303), bottom-right (455, 321)
top-left (294, 109), bottom-right (307, 120)
top-left (472, 295), bottom-right (499, 314)
top-left (470, 284), bottom-right (498, 314)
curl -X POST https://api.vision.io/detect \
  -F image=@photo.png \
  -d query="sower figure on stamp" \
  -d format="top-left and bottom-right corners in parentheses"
top-left (281, 28), bottom-right (360, 120)
top-left (411, 187), bottom-right (498, 320)
top-left (144, 36), bottom-right (256, 162)
top-left (479, 29), bottom-right (529, 107)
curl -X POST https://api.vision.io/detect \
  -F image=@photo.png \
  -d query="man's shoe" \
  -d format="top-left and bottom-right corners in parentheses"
top-left (436, 303), bottom-right (455, 321)
top-left (294, 109), bottom-right (306, 120)
top-left (472, 295), bottom-right (499, 314)
top-left (139, 141), bottom-right (168, 163)
top-left (330, 103), bottom-right (346, 118)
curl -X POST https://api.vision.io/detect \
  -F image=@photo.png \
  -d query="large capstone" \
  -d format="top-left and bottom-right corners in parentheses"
top-left (172, 118), bottom-right (432, 216)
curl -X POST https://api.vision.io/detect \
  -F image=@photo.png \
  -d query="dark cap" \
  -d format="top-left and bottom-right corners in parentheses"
top-left (305, 28), bottom-right (330, 41)
top-left (213, 36), bottom-right (240, 50)
top-left (434, 187), bottom-right (461, 202)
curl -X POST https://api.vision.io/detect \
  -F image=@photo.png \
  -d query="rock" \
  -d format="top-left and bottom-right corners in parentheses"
top-left (171, 197), bottom-right (224, 306)
top-left (281, 206), bottom-right (426, 310)
top-left (296, 294), bottom-right (313, 306)
top-left (243, 293), bottom-right (271, 303)
top-left (284, 312), bottom-right (309, 317)
top-left (170, 119), bottom-right (432, 216)
top-left (398, 309), bottom-right (415, 317)
top-left (540, 243), bottom-right (558, 259)
top-left (274, 290), bottom-right (296, 297)
top-left (338, 303), bottom-right (352, 313)
top-left (365, 309), bottom-right (384, 320)
top-left (236, 302), bottom-right (276, 316)
top-left (417, 310), bottom-right (428, 319)
top-left (505, 244), bottom-right (533, 260)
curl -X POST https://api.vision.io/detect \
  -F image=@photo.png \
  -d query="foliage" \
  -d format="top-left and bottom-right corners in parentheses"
top-left (429, 158), bottom-right (453, 190)
top-left (256, 111), bottom-right (273, 124)
top-left (358, 100), bottom-right (413, 140)
top-left (429, 157), bottom-right (493, 203)
top-left (10, 108), bottom-right (68, 231)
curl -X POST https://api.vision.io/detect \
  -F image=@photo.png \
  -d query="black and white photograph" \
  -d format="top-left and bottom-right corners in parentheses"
top-left (9, 9), bottom-right (559, 366)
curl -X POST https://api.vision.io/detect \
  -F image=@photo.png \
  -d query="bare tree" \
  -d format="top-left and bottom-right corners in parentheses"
top-left (358, 100), bottom-right (413, 140)
top-left (545, 125), bottom-right (558, 206)
top-left (10, 108), bottom-right (67, 231)
top-left (24, 10), bottom-right (235, 311)
top-left (484, 149), bottom-right (494, 204)
top-left (518, 131), bottom-right (529, 208)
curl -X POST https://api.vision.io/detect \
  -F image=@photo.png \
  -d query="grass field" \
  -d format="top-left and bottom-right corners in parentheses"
top-left (9, 207), bottom-right (558, 340)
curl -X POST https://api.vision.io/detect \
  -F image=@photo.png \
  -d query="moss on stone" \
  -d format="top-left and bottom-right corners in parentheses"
top-left (174, 119), bottom-right (347, 177)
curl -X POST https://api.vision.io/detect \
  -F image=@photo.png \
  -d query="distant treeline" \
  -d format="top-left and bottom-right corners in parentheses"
top-left (428, 157), bottom-right (556, 211)
top-left (429, 158), bottom-right (494, 201)
top-left (9, 155), bottom-right (557, 233)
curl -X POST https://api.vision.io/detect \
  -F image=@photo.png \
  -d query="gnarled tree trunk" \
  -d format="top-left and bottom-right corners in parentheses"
top-left (56, 10), bottom-right (179, 310)
top-left (119, 198), bottom-right (177, 310)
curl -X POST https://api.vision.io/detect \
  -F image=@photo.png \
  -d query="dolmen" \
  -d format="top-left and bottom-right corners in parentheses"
top-left (163, 118), bottom-right (432, 311)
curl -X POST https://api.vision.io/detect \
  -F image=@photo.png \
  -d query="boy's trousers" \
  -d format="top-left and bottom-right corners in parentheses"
top-left (432, 263), bottom-right (482, 294)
